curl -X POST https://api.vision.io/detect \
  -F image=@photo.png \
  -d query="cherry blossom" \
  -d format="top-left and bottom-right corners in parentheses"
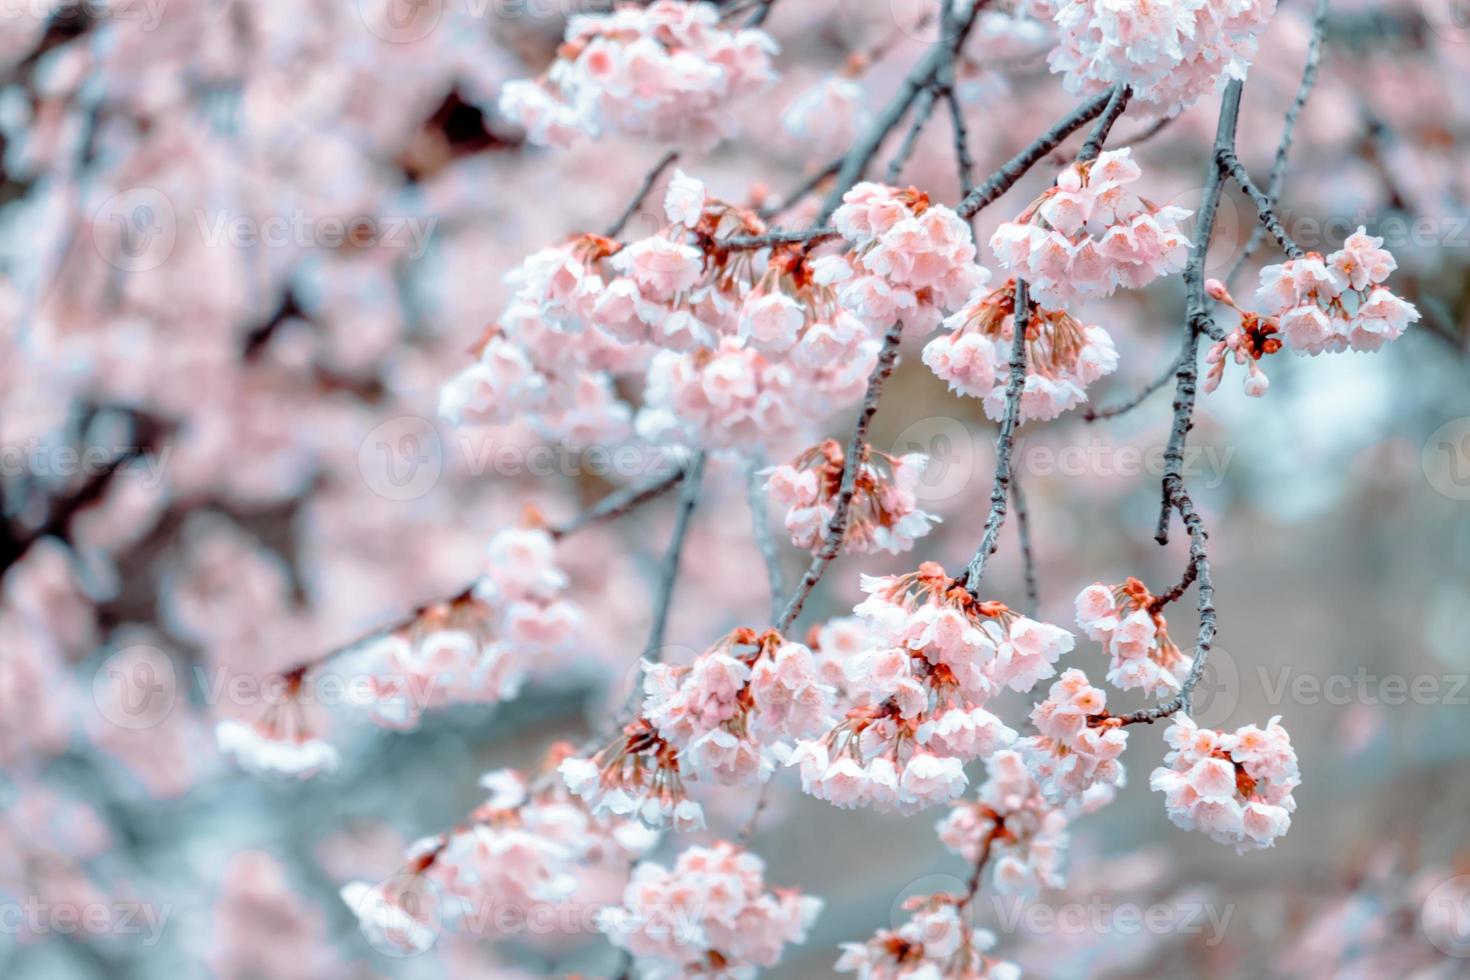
top-left (1017, 668), bottom-right (1129, 804)
top-left (214, 670), bottom-right (340, 779)
top-left (937, 748), bottom-right (1116, 897)
top-left (924, 277), bottom-right (1118, 421)
top-left (1034, 0), bottom-right (1278, 116)
top-left (788, 562), bottom-right (1073, 813)
top-left (765, 439), bottom-right (938, 554)
top-left (597, 841), bottom-right (822, 978)
top-left (817, 183), bottom-right (989, 332)
top-left (560, 718), bottom-right (705, 830)
top-left (836, 894), bottom-right (1020, 979)
top-left (1150, 713), bottom-right (1300, 852)
top-left (1075, 577), bottom-right (1193, 697)
top-left (990, 148), bottom-right (1191, 307)
top-left (499, 1), bottom-right (778, 151)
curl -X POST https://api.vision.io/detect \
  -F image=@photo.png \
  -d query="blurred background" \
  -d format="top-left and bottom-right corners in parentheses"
top-left (3, 0), bottom-right (1470, 976)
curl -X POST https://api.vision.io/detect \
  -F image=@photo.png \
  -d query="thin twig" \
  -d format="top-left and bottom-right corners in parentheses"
top-left (1113, 82), bottom-right (1242, 726)
top-left (956, 89), bottom-right (1115, 218)
top-left (642, 452), bottom-right (707, 662)
top-left (759, 157), bottom-right (843, 220)
top-left (818, 1), bottom-right (984, 221)
top-left (776, 321), bottom-right (906, 632)
top-left (1083, 351), bottom-right (1183, 422)
top-left (1075, 86), bottom-right (1131, 164)
top-left (745, 458), bottom-right (786, 621)
top-left (1012, 472), bottom-right (1040, 616)
top-left (605, 150), bottom-right (681, 238)
top-left (1226, 0), bottom-right (1330, 287)
top-left (964, 278), bottom-right (1030, 594)
top-left (1216, 148), bottom-right (1305, 259)
top-left (282, 466), bottom-right (688, 677)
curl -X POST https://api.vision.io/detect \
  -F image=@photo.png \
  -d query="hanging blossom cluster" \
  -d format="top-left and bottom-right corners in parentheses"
top-left (764, 440), bottom-right (938, 554)
top-left (1150, 714), bottom-right (1301, 852)
top-left (785, 563), bottom-right (1074, 814)
top-left (642, 628), bottom-right (835, 784)
top-left (561, 628), bottom-right (833, 827)
top-left (1075, 578), bottom-right (1192, 697)
top-left (359, 527), bottom-right (584, 730)
top-left (215, 670), bottom-right (340, 779)
top-left (633, 178), bottom-right (887, 450)
top-left (341, 763), bottom-right (657, 955)
top-left (498, 0), bottom-right (778, 150)
top-left (1204, 228), bottom-right (1421, 396)
top-left (440, 170), bottom-right (883, 452)
top-left (936, 748), bottom-right (1113, 897)
top-left (990, 148), bottom-right (1191, 308)
top-left (215, 527), bottom-right (583, 777)
top-left (923, 277), bottom-right (1119, 421)
top-left (598, 841), bottom-right (822, 978)
top-left (1033, 0), bottom-right (1278, 116)
top-left (816, 182), bottom-right (989, 332)
top-left (836, 894), bottom-right (1020, 979)
top-left (1017, 668), bottom-right (1129, 805)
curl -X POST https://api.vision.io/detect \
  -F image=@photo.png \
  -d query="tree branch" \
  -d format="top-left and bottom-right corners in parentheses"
top-left (964, 278), bottom-right (1030, 594)
top-left (776, 320), bottom-right (906, 632)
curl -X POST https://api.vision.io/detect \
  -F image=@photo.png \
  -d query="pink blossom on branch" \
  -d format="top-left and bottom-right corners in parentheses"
top-left (765, 439), bottom-right (938, 555)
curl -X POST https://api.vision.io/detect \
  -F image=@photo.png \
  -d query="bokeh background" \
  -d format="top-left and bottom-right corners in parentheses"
top-left (3, 0), bottom-right (1470, 976)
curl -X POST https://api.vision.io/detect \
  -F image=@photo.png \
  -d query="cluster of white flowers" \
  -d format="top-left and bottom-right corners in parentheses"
top-left (817, 183), bottom-right (989, 332)
top-left (362, 528), bottom-right (583, 731)
top-left (1033, 0), bottom-right (1278, 116)
top-left (923, 277), bottom-right (1119, 421)
top-left (765, 440), bottom-right (938, 554)
top-left (641, 628), bottom-right (835, 785)
top-left (499, 0), bottom-right (777, 150)
top-left (1017, 668), bottom-right (1129, 804)
top-left (1075, 578), bottom-right (1193, 697)
top-left (786, 563), bottom-right (1074, 814)
top-left (990, 148), bottom-right (1191, 308)
top-left (1151, 713), bottom-right (1300, 852)
top-left (836, 894), bottom-right (1021, 979)
top-left (1205, 228), bottom-right (1420, 396)
top-left (598, 842), bottom-right (822, 978)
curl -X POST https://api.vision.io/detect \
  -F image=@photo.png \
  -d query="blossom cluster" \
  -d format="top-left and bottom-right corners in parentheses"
top-left (923, 277), bottom-right (1119, 421)
top-left (341, 763), bottom-right (656, 955)
top-left (1205, 228), bottom-right (1420, 396)
top-left (1150, 713), bottom-right (1300, 852)
top-left (215, 528), bottom-right (582, 777)
top-left (817, 183), bottom-right (989, 332)
top-left (1017, 668), bottom-right (1129, 804)
top-left (1033, 0), bottom-right (1278, 116)
top-left (936, 748), bottom-right (1113, 897)
top-left (786, 563), bottom-right (1074, 814)
top-left (765, 440), bottom-right (938, 554)
top-left (361, 527), bottom-right (583, 730)
top-left (642, 627), bottom-right (835, 784)
top-left (598, 841), bottom-right (822, 978)
top-left (499, 0), bottom-right (777, 150)
top-left (836, 893), bottom-right (1020, 979)
top-left (1075, 578), bottom-right (1193, 697)
top-left (990, 148), bottom-right (1191, 307)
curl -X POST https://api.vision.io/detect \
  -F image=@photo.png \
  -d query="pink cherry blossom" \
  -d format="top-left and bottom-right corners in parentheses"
top-left (1150, 713), bottom-right (1300, 852)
